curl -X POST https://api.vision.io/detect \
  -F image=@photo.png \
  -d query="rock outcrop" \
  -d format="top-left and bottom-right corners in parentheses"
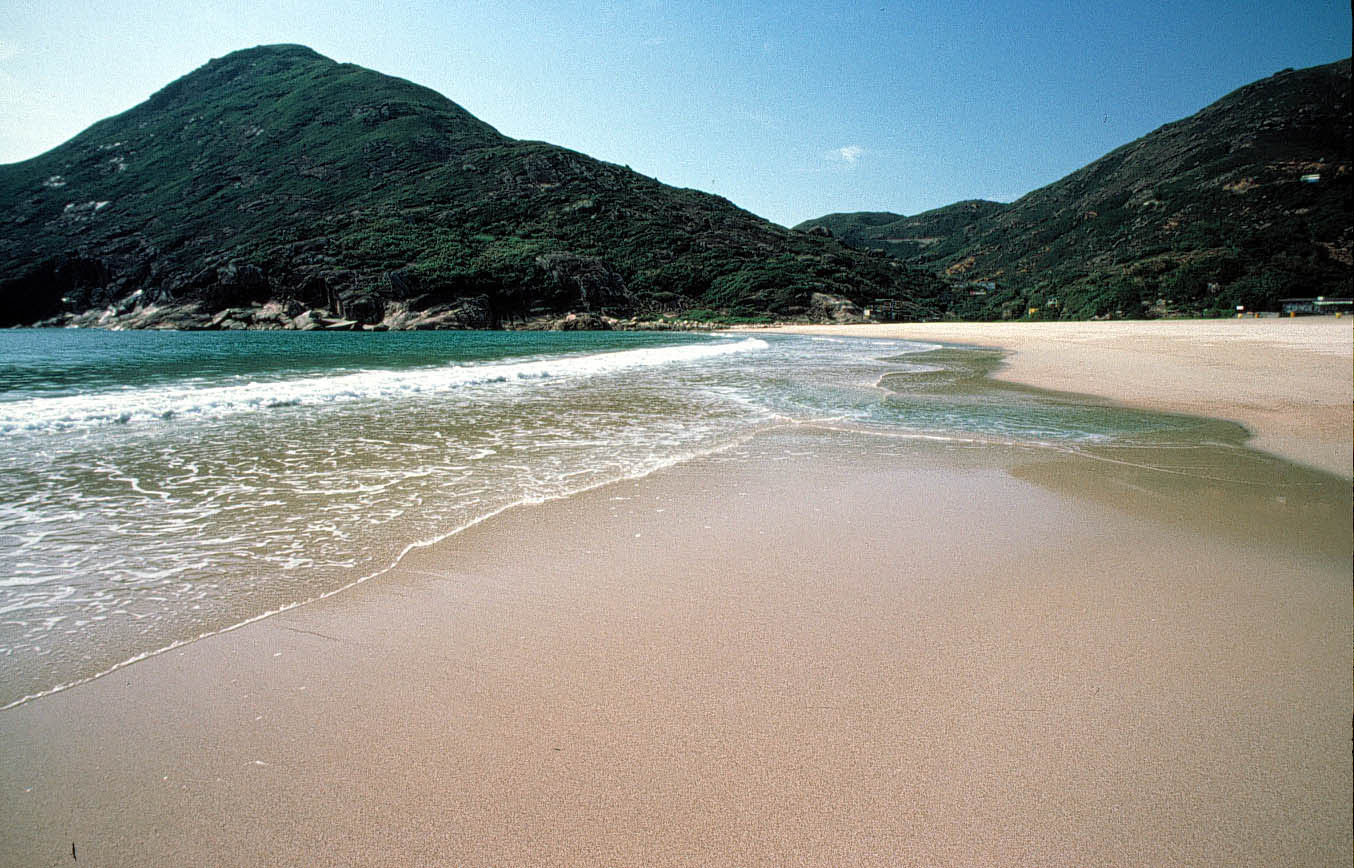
top-left (808, 292), bottom-right (867, 323)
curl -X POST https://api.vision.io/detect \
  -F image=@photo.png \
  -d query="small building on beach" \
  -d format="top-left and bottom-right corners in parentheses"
top-left (1279, 297), bottom-right (1353, 315)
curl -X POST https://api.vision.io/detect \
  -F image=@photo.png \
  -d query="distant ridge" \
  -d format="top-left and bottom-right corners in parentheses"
top-left (0, 45), bottom-right (944, 329)
top-left (798, 59), bottom-right (1352, 319)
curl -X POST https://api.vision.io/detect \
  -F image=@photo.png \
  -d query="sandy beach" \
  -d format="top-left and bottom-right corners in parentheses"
top-left (758, 317), bottom-right (1353, 477)
top-left (2, 323), bottom-right (1351, 866)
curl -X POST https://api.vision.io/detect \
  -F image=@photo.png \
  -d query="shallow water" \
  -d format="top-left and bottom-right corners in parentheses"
top-left (0, 328), bottom-right (1342, 707)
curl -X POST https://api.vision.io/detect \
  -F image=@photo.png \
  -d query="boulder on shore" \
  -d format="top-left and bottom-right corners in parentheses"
top-left (549, 311), bottom-right (612, 331)
top-left (809, 292), bottom-right (867, 323)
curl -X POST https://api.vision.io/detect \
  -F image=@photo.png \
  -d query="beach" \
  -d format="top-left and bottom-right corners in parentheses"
top-left (1, 322), bottom-right (1350, 866)
top-left (759, 317), bottom-right (1354, 477)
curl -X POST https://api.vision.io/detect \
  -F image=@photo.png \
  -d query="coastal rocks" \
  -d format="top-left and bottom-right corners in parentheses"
top-left (208, 308), bottom-right (257, 330)
top-left (548, 311), bottom-right (611, 331)
top-left (442, 295), bottom-right (497, 329)
top-left (513, 311), bottom-right (615, 331)
top-left (209, 301), bottom-right (304, 330)
top-left (290, 309), bottom-right (359, 330)
top-left (257, 300), bottom-right (304, 325)
top-left (37, 301), bottom-right (213, 330)
top-left (335, 290), bottom-right (385, 325)
top-left (124, 304), bottom-right (213, 329)
top-left (373, 303), bottom-right (422, 330)
top-left (378, 297), bottom-right (496, 330)
top-left (808, 292), bottom-right (867, 323)
top-left (157, 301), bottom-right (360, 330)
top-left (290, 310), bottom-right (327, 330)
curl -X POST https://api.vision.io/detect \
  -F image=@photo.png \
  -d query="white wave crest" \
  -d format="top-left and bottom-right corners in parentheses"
top-left (1, 338), bottom-right (769, 434)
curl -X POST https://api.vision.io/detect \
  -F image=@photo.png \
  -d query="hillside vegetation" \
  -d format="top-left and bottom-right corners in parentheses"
top-left (0, 45), bottom-right (945, 329)
top-left (800, 59), bottom-right (1351, 319)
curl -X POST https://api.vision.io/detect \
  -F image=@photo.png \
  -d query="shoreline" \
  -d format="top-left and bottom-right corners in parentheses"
top-left (2, 427), bottom-right (1349, 865)
top-left (5, 318), bottom-right (1346, 712)
top-left (0, 432), bottom-right (759, 713)
top-left (2, 324), bottom-right (1350, 865)
top-left (753, 317), bottom-right (1354, 477)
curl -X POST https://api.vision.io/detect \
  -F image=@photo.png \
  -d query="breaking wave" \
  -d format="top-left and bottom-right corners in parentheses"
top-left (0, 337), bottom-right (769, 434)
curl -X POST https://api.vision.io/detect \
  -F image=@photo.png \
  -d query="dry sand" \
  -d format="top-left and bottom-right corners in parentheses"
top-left (2, 429), bottom-right (1349, 867)
top-left (758, 317), bottom-right (1353, 477)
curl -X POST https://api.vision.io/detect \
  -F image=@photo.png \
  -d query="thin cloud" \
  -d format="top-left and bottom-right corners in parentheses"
top-left (828, 145), bottom-right (865, 164)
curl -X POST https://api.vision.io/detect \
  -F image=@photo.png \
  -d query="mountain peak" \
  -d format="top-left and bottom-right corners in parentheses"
top-left (185, 43), bottom-right (331, 79)
top-left (0, 47), bottom-right (941, 328)
top-left (220, 43), bottom-right (327, 61)
top-left (141, 43), bottom-right (343, 115)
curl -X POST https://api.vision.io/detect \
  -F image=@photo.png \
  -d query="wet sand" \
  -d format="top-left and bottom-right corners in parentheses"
top-left (2, 428), bottom-right (1349, 866)
top-left (758, 318), bottom-right (1353, 477)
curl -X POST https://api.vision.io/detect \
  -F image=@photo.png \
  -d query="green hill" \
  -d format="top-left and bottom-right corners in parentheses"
top-left (0, 44), bottom-right (945, 329)
top-left (798, 59), bottom-right (1351, 319)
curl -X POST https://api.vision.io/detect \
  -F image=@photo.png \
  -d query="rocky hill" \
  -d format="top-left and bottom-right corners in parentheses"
top-left (0, 44), bottom-right (946, 329)
top-left (799, 59), bottom-right (1351, 319)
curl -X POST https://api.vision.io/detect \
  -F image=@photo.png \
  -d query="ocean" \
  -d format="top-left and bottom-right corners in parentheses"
top-left (0, 328), bottom-right (1273, 708)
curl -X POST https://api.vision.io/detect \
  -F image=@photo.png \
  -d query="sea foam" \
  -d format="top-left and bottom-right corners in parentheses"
top-left (0, 337), bottom-right (768, 435)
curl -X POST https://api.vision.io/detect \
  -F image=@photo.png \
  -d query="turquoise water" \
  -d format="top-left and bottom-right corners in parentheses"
top-left (0, 328), bottom-right (1223, 707)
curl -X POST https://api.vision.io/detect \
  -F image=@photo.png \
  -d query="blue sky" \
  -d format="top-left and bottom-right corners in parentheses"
top-left (1, 0), bottom-right (1348, 226)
